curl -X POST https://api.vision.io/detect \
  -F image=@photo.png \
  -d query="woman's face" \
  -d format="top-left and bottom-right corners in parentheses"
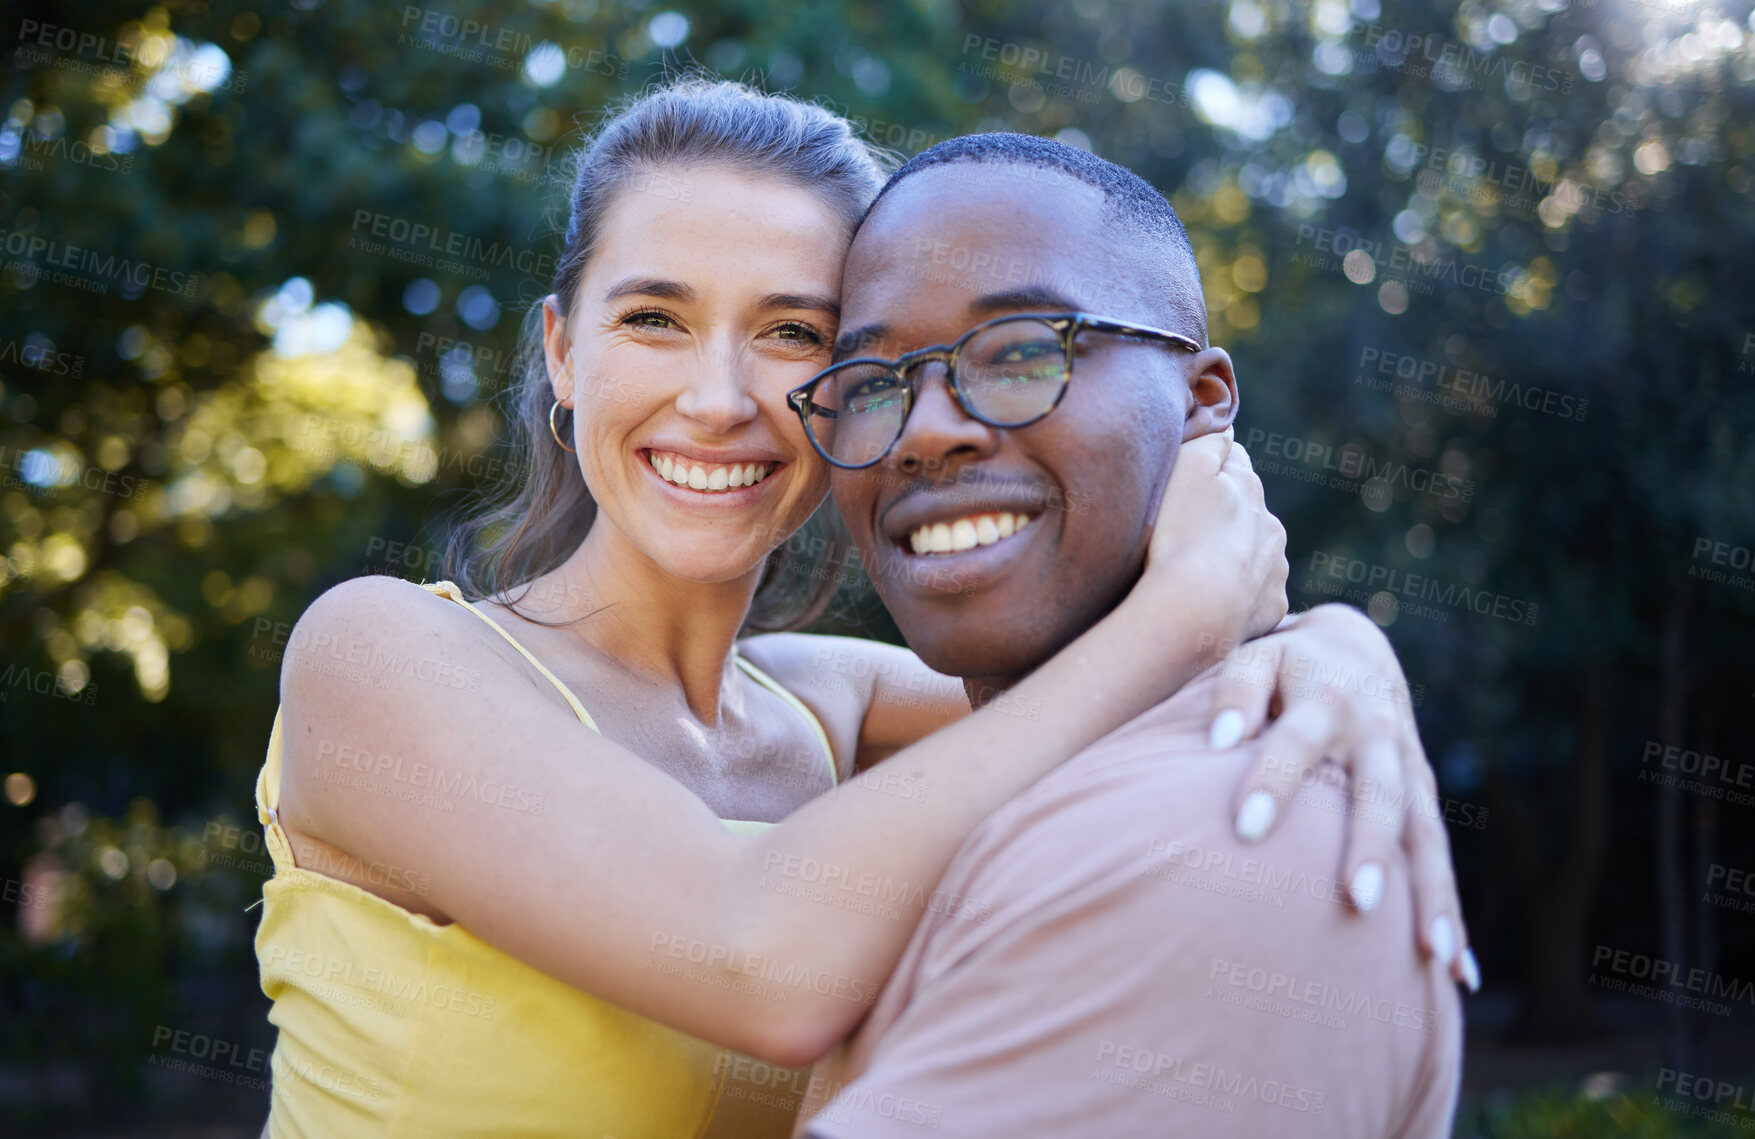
top-left (545, 166), bottom-right (847, 586)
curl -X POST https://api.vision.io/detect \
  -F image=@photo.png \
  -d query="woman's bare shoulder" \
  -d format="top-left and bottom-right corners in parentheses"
top-left (742, 630), bottom-right (942, 703)
top-left (273, 575), bottom-right (586, 864)
top-left (295, 573), bottom-right (451, 629)
top-left (737, 632), bottom-right (921, 693)
top-left (277, 575), bottom-right (507, 717)
top-left (735, 633), bottom-right (902, 778)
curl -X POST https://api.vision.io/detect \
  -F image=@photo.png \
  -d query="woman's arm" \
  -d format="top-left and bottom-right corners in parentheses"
top-left (1211, 604), bottom-right (1478, 989)
top-left (276, 583), bottom-right (1233, 1066)
top-left (278, 433), bottom-right (1283, 1069)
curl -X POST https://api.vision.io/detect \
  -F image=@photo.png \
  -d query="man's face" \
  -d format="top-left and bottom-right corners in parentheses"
top-left (829, 164), bottom-right (1232, 685)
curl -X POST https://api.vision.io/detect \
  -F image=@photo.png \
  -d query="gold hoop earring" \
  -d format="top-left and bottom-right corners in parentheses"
top-left (548, 400), bottom-right (577, 453)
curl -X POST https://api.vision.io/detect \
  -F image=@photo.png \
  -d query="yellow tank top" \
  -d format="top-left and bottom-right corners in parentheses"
top-left (253, 580), bottom-right (837, 1138)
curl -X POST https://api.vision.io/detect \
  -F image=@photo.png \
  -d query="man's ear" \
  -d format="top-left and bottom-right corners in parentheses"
top-left (542, 295), bottom-right (574, 404)
top-left (1183, 346), bottom-right (1238, 439)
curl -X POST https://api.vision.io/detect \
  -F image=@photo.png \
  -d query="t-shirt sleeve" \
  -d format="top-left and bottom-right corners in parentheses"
top-left (806, 697), bottom-right (1462, 1139)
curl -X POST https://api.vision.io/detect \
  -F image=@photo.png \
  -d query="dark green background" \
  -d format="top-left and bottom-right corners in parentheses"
top-left (2, 0), bottom-right (1752, 1133)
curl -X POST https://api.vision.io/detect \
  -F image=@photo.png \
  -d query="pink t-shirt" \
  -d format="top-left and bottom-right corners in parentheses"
top-left (801, 670), bottom-right (1463, 1138)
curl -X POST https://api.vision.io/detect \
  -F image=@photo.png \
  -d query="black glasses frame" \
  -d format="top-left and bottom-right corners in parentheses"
top-left (786, 311), bottom-right (1202, 470)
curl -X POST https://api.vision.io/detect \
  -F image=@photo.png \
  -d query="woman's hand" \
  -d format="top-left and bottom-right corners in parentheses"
top-left (1140, 428), bottom-right (1289, 646)
top-left (1208, 603), bottom-right (1479, 991)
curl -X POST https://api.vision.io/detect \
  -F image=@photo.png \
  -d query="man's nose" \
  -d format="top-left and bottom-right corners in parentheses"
top-left (889, 360), bottom-right (1000, 474)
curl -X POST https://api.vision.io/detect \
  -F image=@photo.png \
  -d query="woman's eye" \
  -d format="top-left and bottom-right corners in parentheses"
top-left (770, 322), bottom-right (825, 344)
top-left (624, 311), bottom-right (675, 330)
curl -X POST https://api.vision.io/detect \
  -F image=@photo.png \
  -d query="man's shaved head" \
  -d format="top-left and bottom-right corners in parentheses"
top-left (829, 135), bottom-right (1239, 689)
top-left (864, 132), bottom-right (1207, 343)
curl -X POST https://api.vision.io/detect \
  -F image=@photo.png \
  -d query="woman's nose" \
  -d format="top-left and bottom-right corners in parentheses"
top-left (674, 355), bottom-right (760, 434)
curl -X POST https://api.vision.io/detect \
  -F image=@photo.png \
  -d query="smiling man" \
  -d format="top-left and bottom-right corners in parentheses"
top-left (792, 135), bottom-right (1464, 1138)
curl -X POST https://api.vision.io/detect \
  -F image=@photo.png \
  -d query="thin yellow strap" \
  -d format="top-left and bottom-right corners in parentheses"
top-left (253, 707), bottom-right (305, 879)
top-left (419, 580), bottom-right (601, 733)
top-left (733, 653), bottom-right (839, 785)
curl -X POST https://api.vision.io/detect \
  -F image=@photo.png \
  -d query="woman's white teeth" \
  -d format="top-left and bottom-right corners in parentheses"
top-left (907, 512), bottom-right (1035, 555)
top-left (648, 452), bottom-right (770, 493)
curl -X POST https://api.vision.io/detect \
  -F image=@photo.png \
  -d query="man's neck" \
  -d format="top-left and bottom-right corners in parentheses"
top-left (962, 673), bottom-right (1025, 707)
top-left (951, 567), bottom-right (1145, 710)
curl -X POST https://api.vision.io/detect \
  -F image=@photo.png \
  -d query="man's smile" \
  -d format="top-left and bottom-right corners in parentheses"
top-left (904, 510), bottom-right (1035, 555)
top-left (879, 474), bottom-right (1056, 556)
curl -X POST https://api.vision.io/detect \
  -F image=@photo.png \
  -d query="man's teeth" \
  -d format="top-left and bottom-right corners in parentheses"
top-left (907, 512), bottom-right (1034, 555)
top-left (648, 451), bottom-right (772, 493)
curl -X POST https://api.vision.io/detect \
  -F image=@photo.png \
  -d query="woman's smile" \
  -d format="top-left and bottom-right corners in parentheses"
top-left (640, 446), bottom-right (785, 501)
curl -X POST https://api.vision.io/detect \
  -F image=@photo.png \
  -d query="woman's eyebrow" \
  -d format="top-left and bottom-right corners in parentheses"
top-left (759, 292), bottom-right (840, 319)
top-left (599, 279), bottom-right (837, 320)
top-left (602, 276), bottom-right (696, 303)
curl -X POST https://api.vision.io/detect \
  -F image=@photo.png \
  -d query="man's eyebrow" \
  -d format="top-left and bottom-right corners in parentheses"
top-left (831, 286), bottom-right (1081, 359)
top-left (832, 283), bottom-right (1080, 360)
top-left (760, 292), bottom-right (841, 319)
top-left (970, 286), bottom-right (1081, 315)
top-left (601, 277), bottom-right (697, 303)
top-left (834, 323), bottom-right (888, 360)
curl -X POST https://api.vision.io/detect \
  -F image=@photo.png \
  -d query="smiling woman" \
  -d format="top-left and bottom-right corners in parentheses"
top-left (446, 82), bottom-right (881, 633)
top-left (534, 165), bottom-right (849, 591)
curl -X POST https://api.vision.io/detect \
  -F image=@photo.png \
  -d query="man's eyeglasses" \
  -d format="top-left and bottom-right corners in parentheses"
top-left (786, 312), bottom-right (1201, 470)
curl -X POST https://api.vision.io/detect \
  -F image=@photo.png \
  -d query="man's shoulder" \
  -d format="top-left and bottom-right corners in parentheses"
top-left (831, 676), bottom-right (1462, 1139)
top-left (991, 667), bottom-right (1241, 821)
top-left (926, 673), bottom-right (1264, 915)
top-left (1056, 665), bottom-right (1230, 772)
top-left (932, 665), bottom-right (1354, 937)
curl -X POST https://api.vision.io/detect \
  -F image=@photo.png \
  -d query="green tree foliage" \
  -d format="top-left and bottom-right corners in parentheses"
top-left (1, 0), bottom-right (1750, 1128)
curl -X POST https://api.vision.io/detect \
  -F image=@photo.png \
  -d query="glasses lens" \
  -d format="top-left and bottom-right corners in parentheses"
top-left (959, 319), bottom-right (1067, 424)
top-left (808, 362), bottom-right (908, 467)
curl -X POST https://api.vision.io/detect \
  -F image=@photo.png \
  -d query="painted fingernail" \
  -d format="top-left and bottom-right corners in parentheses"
top-left (1209, 708), bottom-right (1246, 750)
top-left (1428, 916), bottom-right (1456, 968)
top-left (1459, 948), bottom-right (1481, 994)
top-left (1350, 862), bottom-right (1384, 912)
top-left (1235, 791), bottom-right (1276, 841)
